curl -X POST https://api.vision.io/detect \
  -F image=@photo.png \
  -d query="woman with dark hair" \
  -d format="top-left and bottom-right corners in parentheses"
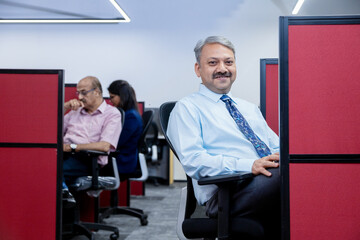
top-left (108, 80), bottom-right (143, 173)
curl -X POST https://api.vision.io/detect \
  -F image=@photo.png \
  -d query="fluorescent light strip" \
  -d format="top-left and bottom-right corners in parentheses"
top-left (0, 0), bottom-right (130, 23)
top-left (109, 0), bottom-right (130, 22)
top-left (292, 0), bottom-right (305, 15)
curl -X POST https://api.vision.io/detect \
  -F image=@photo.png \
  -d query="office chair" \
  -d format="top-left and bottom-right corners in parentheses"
top-left (62, 107), bottom-right (126, 240)
top-left (159, 102), bottom-right (264, 240)
top-left (62, 150), bottom-right (121, 240)
top-left (99, 110), bottom-right (154, 226)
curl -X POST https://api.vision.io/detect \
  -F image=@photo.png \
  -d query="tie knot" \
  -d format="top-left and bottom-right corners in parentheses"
top-left (220, 95), bottom-right (231, 102)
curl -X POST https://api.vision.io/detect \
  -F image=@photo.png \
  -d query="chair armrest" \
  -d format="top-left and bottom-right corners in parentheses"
top-left (198, 171), bottom-right (253, 186)
top-left (77, 150), bottom-right (108, 190)
top-left (78, 149), bottom-right (109, 157)
top-left (198, 171), bottom-right (253, 239)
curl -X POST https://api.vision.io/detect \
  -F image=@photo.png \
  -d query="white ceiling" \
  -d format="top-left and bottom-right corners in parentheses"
top-left (0, 0), bottom-right (359, 20)
top-left (0, 0), bottom-right (121, 19)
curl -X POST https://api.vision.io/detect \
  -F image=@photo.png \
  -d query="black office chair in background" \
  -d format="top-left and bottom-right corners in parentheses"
top-left (62, 108), bottom-right (126, 240)
top-left (159, 102), bottom-right (264, 240)
top-left (99, 109), bottom-right (154, 226)
top-left (62, 151), bottom-right (121, 240)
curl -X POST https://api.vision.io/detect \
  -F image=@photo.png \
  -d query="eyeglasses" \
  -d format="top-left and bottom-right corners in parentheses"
top-left (76, 88), bottom-right (96, 96)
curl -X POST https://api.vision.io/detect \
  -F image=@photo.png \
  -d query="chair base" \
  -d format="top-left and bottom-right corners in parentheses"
top-left (100, 206), bottom-right (148, 226)
top-left (62, 192), bottom-right (120, 240)
top-left (62, 221), bottom-right (120, 240)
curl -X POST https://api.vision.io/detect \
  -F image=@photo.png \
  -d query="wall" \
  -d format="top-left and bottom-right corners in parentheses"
top-left (0, 0), bottom-right (358, 107)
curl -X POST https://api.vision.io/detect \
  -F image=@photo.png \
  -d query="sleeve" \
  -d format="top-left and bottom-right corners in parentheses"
top-left (167, 101), bottom-right (254, 180)
top-left (100, 109), bottom-right (122, 150)
top-left (63, 111), bottom-right (71, 136)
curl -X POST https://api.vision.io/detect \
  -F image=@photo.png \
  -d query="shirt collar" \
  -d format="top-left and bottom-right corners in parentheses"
top-left (80, 100), bottom-right (106, 115)
top-left (198, 83), bottom-right (235, 103)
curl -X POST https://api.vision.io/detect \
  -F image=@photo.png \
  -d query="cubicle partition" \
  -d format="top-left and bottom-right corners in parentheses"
top-left (279, 16), bottom-right (360, 240)
top-left (0, 70), bottom-right (63, 240)
top-left (260, 58), bottom-right (279, 135)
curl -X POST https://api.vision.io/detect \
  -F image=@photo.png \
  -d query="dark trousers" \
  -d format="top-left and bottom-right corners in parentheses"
top-left (63, 154), bottom-right (92, 187)
top-left (206, 168), bottom-right (281, 239)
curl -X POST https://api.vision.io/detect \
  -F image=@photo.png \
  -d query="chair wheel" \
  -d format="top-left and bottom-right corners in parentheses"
top-left (140, 218), bottom-right (148, 226)
top-left (110, 233), bottom-right (119, 240)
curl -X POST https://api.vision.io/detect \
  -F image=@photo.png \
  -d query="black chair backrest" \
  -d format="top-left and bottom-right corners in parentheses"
top-left (138, 110), bottom-right (155, 154)
top-left (159, 101), bottom-right (197, 218)
top-left (159, 102), bottom-right (178, 159)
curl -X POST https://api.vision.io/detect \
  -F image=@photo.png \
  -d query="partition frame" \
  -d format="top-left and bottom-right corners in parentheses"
top-left (279, 16), bottom-right (360, 240)
top-left (0, 69), bottom-right (63, 240)
top-left (260, 58), bottom-right (279, 135)
top-left (260, 58), bottom-right (278, 118)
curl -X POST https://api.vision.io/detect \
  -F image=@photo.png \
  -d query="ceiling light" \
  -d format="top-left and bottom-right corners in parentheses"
top-left (0, 0), bottom-right (130, 24)
top-left (292, 0), bottom-right (305, 15)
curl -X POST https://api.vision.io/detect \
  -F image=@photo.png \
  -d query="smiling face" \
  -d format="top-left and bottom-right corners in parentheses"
top-left (195, 43), bottom-right (236, 94)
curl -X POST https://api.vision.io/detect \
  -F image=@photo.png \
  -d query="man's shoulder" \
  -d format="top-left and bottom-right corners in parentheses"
top-left (178, 91), bottom-right (206, 106)
top-left (103, 104), bottom-right (122, 117)
top-left (233, 97), bottom-right (258, 109)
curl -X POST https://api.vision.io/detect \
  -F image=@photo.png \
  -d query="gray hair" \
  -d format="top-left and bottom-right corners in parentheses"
top-left (194, 36), bottom-right (236, 64)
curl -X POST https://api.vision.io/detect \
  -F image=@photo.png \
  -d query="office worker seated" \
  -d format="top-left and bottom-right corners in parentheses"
top-left (62, 76), bottom-right (122, 205)
top-left (167, 36), bottom-right (280, 239)
top-left (108, 80), bottom-right (143, 174)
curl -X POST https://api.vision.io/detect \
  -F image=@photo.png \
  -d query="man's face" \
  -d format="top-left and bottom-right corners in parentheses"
top-left (76, 78), bottom-right (97, 109)
top-left (195, 43), bottom-right (236, 94)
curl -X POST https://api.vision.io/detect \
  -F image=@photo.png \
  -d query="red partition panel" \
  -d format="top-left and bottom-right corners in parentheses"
top-left (64, 83), bottom-right (77, 102)
top-left (260, 59), bottom-right (279, 135)
top-left (289, 163), bottom-right (360, 240)
top-left (0, 70), bottom-right (63, 240)
top-left (0, 148), bottom-right (58, 240)
top-left (288, 24), bottom-right (360, 154)
top-left (0, 73), bottom-right (59, 144)
top-left (279, 16), bottom-right (360, 240)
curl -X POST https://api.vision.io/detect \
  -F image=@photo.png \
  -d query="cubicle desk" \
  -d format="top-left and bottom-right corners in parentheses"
top-left (0, 70), bottom-right (63, 240)
top-left (279, 16), bottom-right (360, 240)
top-left (260, 58), bottom-right (279, 135)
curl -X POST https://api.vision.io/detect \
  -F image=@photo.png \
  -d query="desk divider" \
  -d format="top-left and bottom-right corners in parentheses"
top-left (279, 16), bottom-right (360, 240)
top-left (0, 69), bottom-right (63, 240)
top-left (260, 58), bottom-right (279, 135)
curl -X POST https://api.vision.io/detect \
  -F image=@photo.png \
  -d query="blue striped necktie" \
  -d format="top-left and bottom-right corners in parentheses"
top-left (220, 95), bottom-right (271, 158)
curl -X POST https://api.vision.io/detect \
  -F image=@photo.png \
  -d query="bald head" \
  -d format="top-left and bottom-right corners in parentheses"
top-left (79, 76), bottom-right (103, 95)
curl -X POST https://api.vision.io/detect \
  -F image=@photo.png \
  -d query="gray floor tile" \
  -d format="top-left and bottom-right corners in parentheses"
top-left (71, 181), bottom-right (186, 240)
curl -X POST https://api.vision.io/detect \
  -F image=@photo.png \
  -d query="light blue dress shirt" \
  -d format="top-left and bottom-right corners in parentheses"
top-left (167, 84), bottom-right (279, 205)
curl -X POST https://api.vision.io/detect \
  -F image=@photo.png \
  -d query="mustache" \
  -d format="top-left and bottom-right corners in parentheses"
top-left (213, 72), bottom-right (232, 79)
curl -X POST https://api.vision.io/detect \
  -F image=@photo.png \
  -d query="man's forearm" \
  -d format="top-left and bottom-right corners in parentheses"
top-left (63, 141), bottom-right (111, 153)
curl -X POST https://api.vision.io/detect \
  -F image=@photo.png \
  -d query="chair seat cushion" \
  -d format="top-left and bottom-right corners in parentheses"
top-left (70, 176), bottom-right (118, 191)
top-left (182, 217), bottom-right (264, 239)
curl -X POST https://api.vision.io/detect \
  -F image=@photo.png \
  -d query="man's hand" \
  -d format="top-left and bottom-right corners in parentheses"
top-left (251, 152), bottom-right (280, 177)
top-left (63, 144), bottom-right (71, 152)
top-left (64, 99), bottom-right (84, 112)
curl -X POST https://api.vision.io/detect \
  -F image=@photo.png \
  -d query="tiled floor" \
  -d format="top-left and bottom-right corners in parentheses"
top-left (70, 181), bottom-right (186, 240)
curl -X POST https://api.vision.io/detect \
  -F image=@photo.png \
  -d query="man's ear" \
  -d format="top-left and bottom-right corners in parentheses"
top-left (194, 62), bottom-right (201, 77)
top-left (95, 88), bottom-right (101, 96)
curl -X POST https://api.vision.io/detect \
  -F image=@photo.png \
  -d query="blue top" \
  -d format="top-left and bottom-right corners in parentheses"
top-left (167, 84), bottom-right (279, 205)
top-left (115, 108), bottom-right (143, 174)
